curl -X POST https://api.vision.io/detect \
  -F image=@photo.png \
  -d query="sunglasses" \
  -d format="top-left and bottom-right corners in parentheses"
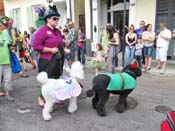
top-left (51, 17), bottom-right (59, 21)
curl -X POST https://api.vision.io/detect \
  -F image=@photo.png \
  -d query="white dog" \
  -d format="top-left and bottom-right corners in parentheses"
top-left (37, 72), bottom-right (82, 121)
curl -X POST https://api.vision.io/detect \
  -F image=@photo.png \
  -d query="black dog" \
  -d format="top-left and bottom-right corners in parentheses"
top-left (87, 61), bottom-right (142, 116)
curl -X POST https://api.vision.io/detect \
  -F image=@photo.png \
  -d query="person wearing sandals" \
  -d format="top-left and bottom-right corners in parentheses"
top-left (33, 5), bottom-right (65, 107)
top-left (142, 24), bottom-right (155, 71)
top-left (106, 25), bottom-right (120, 74)
top-left (0, 16), bottom-right (15, 101)
top-left (156, 23), bottom-right (171, 74)
top-left (124, 25), bottom-right (137, 66)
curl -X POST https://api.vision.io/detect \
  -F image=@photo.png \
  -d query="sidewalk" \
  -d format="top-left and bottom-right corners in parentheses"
top-left (85, 53), bottom-right (175, 76)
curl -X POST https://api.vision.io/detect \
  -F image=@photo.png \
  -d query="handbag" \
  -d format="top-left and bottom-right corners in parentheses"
top-left (10, 51), bottom-right (22, 73)
top-left (77, 42), bottom-right (83, 48)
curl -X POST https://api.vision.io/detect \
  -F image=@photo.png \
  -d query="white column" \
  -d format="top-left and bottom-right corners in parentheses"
top-left (110, 0), bottom-right (113, 25)
top-left (66, 0), bottom-right (71, 19)
top-left (71, 0), bottom-right (75, 22)
top-left (129, 0), bottom-right (136, 26)
top-left (92, 0), bottom-right (101, 44)
top-left (85, 0), bottom-right (91, 39)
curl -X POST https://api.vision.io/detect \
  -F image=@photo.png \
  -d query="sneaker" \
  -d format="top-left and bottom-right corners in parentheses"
top-left (5, 95), bottom-right (15, 102)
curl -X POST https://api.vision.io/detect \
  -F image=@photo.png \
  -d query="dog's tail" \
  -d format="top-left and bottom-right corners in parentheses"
top-left (36, 72), bottom-right (48, 84)
top-left (86, 90), bottom-right (94, 97)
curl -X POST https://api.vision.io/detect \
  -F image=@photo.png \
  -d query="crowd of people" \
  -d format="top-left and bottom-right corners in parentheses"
top-left (0, 4), bottom-right (174, 107)
top-left (95, 21), bottom-right (173, 75)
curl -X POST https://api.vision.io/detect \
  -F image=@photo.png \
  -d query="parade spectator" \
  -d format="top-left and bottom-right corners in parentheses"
top-left (7, 18), bottom-right (28, 77)
top-left (91, 43), bottom-right (105, 75)
top-left (134, 21), bottom-right (146, 39)
top-left (106, 25), bottom-right (120, 73)
top-left (135, 21), bottom-right (146, 65)
top-left (7, 18), bottom-right (19, 49)
top-left (63, 28), bottom-right (70, 70)
top-left (156, 23), bottom-right (171, 74)
top-left (124, 25), bottom-right (137, 66)
top-left (100, 26), bottom-right (109, 59)
top-left (77, 27), bottom-right (86, 66)
top-left (33, 5), bottom-right (65, 106)
top-left (67, 21), bottom-right (78, 59)
top-left (172, 29), bottom-right (175, 38)
top-left (135, 38), bottom-right (143, 68)
top-left (0, 16), bottom-right (15, 101)
top-left (28, 26), bottom-right (38, 69)
top-left (142, 24), bottom-right (155, 70)
top-left (19, 31), bottom-right (29, 72)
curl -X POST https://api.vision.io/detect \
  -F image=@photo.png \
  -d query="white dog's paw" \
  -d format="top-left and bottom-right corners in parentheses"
top-left (68, 105), bottom-right (77, 114)
top-left (43, 113), bottom-right (52, 121)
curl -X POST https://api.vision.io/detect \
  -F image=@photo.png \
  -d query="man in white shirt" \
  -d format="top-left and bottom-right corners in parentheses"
top-left (156, 23), bottom-right (172, 74)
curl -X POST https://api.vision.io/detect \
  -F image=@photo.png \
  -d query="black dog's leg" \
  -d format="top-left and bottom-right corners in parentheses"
top-left (96, 90), bottom-right (110, 116)
top-left (115, 94), bottom-right (127, 113)
top-left (115, 90), bottom-right (133, 113)
top-left (92, 93), bottom-right (99, 109)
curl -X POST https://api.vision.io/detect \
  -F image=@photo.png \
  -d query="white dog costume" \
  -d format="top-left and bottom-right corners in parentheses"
top-left (37, 61), bottom-right (84, 121)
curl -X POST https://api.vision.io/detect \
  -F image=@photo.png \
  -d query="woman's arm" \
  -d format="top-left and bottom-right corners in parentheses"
top-left (142, 32), bottom-right (149, 41)
top-left (149, 32), bottom-right (155, 41)
top-left (130, 34), bottom-right (137, 45)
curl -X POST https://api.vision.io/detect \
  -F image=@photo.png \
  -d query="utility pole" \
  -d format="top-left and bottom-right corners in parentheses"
top-left (122, 0), bottom-right (126, 67)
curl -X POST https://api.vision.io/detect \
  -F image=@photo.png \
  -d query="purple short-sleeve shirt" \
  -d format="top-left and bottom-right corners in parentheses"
top-left (33, 25), bottom-right (64, 60)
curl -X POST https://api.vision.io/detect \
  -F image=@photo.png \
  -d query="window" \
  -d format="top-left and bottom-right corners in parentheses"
top-left (12, 8), bottom-right (22, 31)
top-left (27, 5), bottom-right (41, 28)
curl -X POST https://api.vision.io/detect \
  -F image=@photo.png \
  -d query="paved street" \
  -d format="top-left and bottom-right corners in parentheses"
top-left (0, 63), bottom-right (175, 131)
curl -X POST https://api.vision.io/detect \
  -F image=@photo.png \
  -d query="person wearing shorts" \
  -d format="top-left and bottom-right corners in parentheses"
top-left (156, 23), bottom-right (171, 74)
top-left (142, 24), bottom-right (155, 71)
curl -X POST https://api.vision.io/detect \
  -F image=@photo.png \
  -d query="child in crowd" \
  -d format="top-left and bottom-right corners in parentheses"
top-left (91, 43), bottom-right (105, 75)
top-left (135, 38), bottom-right (143, 68)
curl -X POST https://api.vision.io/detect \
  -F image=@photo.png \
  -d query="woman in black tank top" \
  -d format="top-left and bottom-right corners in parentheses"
top-left (124, 25), bottom-right (137, 66)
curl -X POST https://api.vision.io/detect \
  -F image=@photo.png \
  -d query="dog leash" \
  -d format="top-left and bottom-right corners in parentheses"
top-left (119, 74), bottom-right (125, 90)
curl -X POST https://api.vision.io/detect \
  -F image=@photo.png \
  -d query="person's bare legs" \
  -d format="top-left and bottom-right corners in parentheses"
top-left (156, 60), bottom-right (161, 69)
top-left (144, 57), bottom-right (148, 69)
top-left (38, 96), bottom-right (45, 107)
top-left (21, 58), bottom-right (27, 72)
top-left (96, 67), bottom-right (101, 75)
top-left (146, 57), bottom-right (152, 70)
top-left (161, 61), bottom-right (166, 74)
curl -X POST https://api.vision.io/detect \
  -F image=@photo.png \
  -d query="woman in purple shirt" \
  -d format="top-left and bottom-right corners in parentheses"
top-left (77, 27), bottom-right (86, 65)
top-left (33, 5), bottom-right (64, 106)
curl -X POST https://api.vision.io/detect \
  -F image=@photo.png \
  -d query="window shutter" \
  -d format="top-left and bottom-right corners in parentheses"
top-left (26, 6), bottom-right (33, 27)
top-left (9, 10), bottom-right (13, 17)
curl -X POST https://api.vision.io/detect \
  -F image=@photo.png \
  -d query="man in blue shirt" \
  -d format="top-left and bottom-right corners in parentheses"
top-left (134, 21), bottom-right (146, 38)
top-left (134, 21), bottom-right (146, 66)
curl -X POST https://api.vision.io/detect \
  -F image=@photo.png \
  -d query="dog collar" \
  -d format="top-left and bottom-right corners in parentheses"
top-left (124, 70), bottom-right (136, 79)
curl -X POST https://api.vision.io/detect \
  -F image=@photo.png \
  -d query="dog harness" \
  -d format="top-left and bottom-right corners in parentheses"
top-left (106, 72), bottom-right (136, 91)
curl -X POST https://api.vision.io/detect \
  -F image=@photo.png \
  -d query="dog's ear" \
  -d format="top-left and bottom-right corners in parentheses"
top-left (36, 72), bottom-right (48, 84)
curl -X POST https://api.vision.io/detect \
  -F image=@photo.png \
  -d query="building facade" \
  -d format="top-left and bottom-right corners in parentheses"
top-left (3, 0), bottom-right (68, 32)
top-left (83, 0), bottom-right (175, 58)
top-left (4, 0), bottom-right (175, 58)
